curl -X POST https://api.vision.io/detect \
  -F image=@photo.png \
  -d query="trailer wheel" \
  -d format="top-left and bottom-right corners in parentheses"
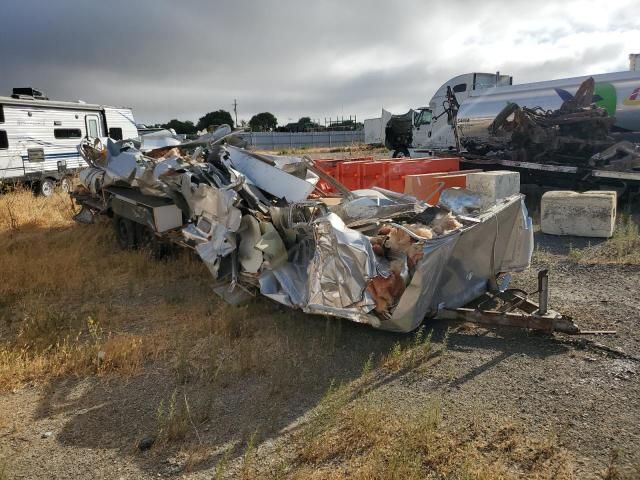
top-left (59, 177), bottom-right (73, 194)
top-left (113, 215), bottom-right (137, 250)
top-left (392, 148), bottom-right (410, 158)
top-left (135, 223), bottom-right (166, 259)
top-left (34, 179), bottom-right (55, 197)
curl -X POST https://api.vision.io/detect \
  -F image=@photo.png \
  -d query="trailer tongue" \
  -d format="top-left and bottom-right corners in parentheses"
top-left (437, 270), bottom-right (615, 335)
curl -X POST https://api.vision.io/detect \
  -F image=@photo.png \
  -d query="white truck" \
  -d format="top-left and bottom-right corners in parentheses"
top-left (0, 87), bottom-right (138, 196)
top-left (371, 70), bottom-right (640, 190)
top-left (371, 70), bottom-right (640, 156)
top-left (365, 72), bottom-right (513, 154)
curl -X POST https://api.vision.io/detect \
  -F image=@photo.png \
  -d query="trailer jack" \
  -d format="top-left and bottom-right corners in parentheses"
top-left (436, 270), bottom-right (616, 335)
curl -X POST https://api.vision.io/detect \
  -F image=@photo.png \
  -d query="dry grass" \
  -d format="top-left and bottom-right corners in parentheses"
top-left (0, 188), bottom-right (212, 390)
top-left (288, 388), bottom-right (573, 480)
top-left (0, 188), bottom-right (358, 448)
top-left (156, 388), bottom-right (191, 442)
top-left (569, 216), bottom-right (640, 265)
top-left (381, 326), bottom-right (435, 372)
top-left (271, 143), bottom-right (387, 157)
top-left (239, 335), bottom-right (574, 480)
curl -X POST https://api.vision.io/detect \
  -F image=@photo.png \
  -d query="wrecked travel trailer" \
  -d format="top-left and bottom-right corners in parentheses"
top-left (72, 128), bottom-right (594, 334)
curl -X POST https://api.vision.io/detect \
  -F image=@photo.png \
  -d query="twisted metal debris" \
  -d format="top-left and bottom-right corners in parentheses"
top-left (74, 128), bottom-right (533, 332)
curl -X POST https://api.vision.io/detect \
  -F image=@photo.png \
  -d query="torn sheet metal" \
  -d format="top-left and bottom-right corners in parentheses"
top-left (385, 195), bottom-right (532, 332)
top-left (305, 213), bottom-right (378, 321)
top-left (258, 238), bottom-right (313, 308)
top-left (224, 146), bottom-right (316, 202)
top-left (438, 188), bottom-right (483, 215)
top-left (79, 168), bottom-right (105, 195)
top-left (75, 130), bottom-right (534, 334)
top-left (195, 222), bottom-right (237, 278)
top-left (255, 223), bottom-right (288, 270)
top-left (180, 181), bottom-right (242, 230)
top-left (140, 129), bottom-right (182, 151)
top-left (238, 215), bottom-right (263, 273)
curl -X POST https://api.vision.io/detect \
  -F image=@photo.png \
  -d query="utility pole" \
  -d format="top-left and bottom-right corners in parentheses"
top-left (233, 99), bottom-right (238, 127)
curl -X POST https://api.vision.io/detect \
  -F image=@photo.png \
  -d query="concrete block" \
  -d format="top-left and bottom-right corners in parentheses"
top-left (540, 190), bottom-right (616, 238)
top-left (466, 171), bottom-right (520, 206)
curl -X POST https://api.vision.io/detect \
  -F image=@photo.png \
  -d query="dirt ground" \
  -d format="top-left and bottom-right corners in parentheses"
top-left (0, 163), bottom-right (639, 478)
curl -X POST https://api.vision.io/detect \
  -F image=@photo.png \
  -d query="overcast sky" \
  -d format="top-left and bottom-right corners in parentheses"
top-left (1, 0), bottom-right (638, 126)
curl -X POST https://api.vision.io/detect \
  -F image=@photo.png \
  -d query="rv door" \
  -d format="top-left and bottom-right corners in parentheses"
top-left (85, 114), bottom-right (102, 138)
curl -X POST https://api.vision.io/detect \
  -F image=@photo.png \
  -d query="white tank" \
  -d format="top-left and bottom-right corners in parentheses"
top-left (455, 70), bottom-right (640, 148)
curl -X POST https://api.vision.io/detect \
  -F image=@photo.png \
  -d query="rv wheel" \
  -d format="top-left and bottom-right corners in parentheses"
top-left (59, 177), bottom-right (73, 194)
top-left (113, 215), bottom-right (137, 250)
top-left (35, 179), bottom-right (55, 197)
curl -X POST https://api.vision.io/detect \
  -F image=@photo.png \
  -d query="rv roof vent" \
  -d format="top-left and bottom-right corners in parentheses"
top-left (11, 87), bottom-right (49, 100)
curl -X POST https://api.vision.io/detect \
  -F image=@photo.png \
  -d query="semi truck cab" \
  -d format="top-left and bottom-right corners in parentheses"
top-left (388, 73), bottom-right (513, 157)
top-left (419, 73), bottom-right (513, 153)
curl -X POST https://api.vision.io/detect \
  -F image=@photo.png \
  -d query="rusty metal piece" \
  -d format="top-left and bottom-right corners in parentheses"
top-left (435, 270), bottom-right (616, 335)
top-left (537, 269), bottom-right (549, 315)
top-left (303, 156), bottom-right (355, 199)
top-left (437, 305), bottom-right (578, 334)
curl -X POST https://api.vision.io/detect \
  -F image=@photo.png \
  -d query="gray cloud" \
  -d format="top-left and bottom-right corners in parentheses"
top-left (1, 0), bottom-right (638, 125)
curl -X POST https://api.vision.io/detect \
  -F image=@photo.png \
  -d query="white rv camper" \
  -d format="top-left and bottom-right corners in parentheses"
top-left (0, 88), bottom-right (138, 196)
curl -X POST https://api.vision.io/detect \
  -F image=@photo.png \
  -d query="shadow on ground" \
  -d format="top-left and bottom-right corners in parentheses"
top-left (29, 307), bottom-right (575, 476)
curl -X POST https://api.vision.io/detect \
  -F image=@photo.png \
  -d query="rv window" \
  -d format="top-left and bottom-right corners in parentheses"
top-left (0, 131), bottom-right (7, 149)
top-left (87, 118), bottom-right (99, 137)
top-left (0, 105), bottom-right (4, 123)
top-left (452, 83), bottom-right (467, 93)
top-left (54, 128), bottom-right (82, 139)
top-left (109, 127), bottom-right (123, 141)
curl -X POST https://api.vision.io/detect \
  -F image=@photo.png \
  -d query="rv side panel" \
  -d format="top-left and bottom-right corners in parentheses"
top-left (0, 103), bottom-right (105, 180)
top-left (103, 107), bottom-right (139, 141)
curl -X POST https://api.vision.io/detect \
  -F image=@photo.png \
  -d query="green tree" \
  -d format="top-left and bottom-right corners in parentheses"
top-left (248, 112), bottom-right (278, 131)
top-left (162, 119), bottom-right (197, 135)
top-left (298, 117), bottom-right (320, 130)
top-left (196, 110), bottom-right (234, 131)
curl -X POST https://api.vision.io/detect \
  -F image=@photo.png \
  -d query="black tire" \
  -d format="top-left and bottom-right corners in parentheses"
top-left (113, 215), bottom-right (137, 250)
top-left (34, 178), bottom-right (55, 197)
top-left (392, 147), bottom-right (410, 159)
top-left (59, 177), bottom-right (73, 194)
top-left (135, 223), bottom-right (170, 259)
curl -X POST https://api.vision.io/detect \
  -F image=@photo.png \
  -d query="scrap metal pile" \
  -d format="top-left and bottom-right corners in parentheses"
top-left (74, 128), bottom-right (534, 333)
top-left (464, 77), bottom-right (640, 172)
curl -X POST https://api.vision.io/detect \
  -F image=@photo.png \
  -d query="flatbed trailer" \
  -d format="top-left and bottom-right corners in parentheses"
top-left (72, 186), bottom-right (191, 255)
top-left (458, 155), bottom-right (640, 197)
